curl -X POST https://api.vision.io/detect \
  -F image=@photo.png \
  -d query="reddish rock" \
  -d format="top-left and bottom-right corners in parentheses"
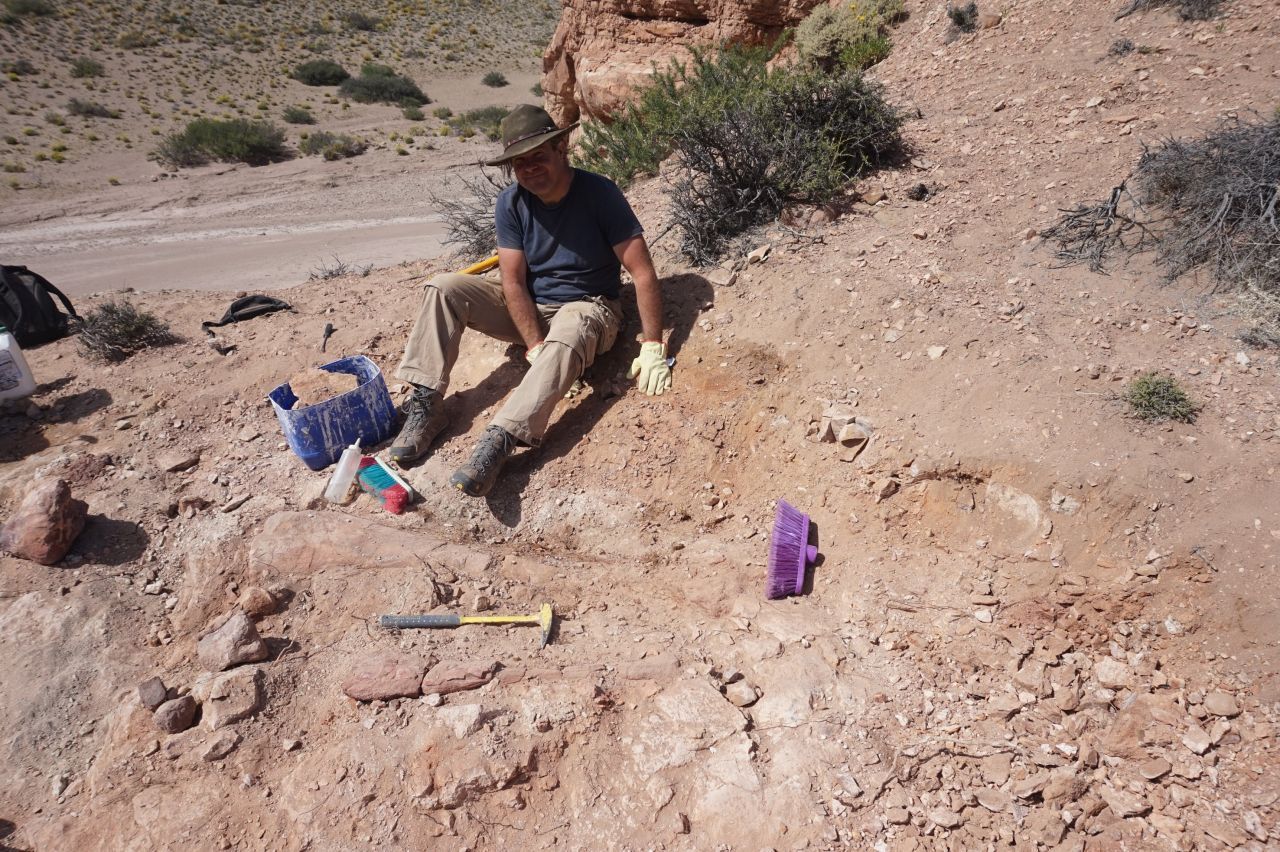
top-left (542, 0), bottom-right (828, 125)
top-left (421, 659), bottom-right (500, 696)
top-left (153, 695), bottom-right (198, 734)
top-left (237, 586), bottom-right (277, 618)
top-left (0, 479), bottom-right (87, 565)
top-left (342, 653), bottom-right (428, 702)
top-left (197, 610), bottom-right (269, 671)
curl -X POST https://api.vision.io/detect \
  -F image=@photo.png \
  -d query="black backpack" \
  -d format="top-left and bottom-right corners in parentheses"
top-left (0, 265), bottom-right (79, 347)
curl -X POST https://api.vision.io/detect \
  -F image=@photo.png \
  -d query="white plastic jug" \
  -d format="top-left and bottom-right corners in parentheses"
top-left (324, 439), bottom-right (362, 504)
top-left (0, 324), bottom-right (37, 401)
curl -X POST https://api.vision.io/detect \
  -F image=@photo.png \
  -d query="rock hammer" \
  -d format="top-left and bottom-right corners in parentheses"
top-left (379, 602), bottom-right (554, 649)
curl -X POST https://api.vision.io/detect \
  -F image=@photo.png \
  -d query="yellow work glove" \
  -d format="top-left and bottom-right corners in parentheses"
top-left (627, 341), bottom-right (672, 396)
top-left (525, 341), bottom-right (546, 364)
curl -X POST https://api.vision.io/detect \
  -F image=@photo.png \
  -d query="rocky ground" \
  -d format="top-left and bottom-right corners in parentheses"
top-left (2, 0), bottom-right (1279, 850)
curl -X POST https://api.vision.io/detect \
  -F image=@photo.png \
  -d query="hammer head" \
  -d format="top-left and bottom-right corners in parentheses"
top-left (538, 603), bottom-right (554, 649)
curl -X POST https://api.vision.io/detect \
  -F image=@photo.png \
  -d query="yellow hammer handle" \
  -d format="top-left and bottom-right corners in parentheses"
top-left (458, 614), bottom-right (538, 626)
top-left (457, 254), bottom-right (499, 276)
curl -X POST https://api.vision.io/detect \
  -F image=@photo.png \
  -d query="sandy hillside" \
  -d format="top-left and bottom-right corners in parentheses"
top-left (0, 0), bottom-right (557, 293)
top-left (2, 0), bottom-right (1279, 850)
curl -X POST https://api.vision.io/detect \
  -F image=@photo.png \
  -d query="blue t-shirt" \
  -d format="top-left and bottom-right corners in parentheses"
top-left (494, 168), bottom-right (643, 305)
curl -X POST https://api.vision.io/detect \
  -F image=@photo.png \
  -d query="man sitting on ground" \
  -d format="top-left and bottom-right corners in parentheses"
top-left (390, 104), bottom-right (672, 497)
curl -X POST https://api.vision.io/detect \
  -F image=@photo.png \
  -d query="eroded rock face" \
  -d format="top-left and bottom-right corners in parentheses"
top-left (0, 478), bottom-right (87, 565)
top-left (542, 0), bottom-right (827, 125)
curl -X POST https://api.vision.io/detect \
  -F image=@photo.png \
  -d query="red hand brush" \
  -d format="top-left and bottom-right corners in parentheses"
top-left (766, 499), bottom-right (818, 599)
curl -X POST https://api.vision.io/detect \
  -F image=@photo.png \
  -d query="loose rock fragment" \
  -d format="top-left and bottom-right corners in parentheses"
top-left (1182, 725), bottom-right (1212, 755)
top-left (201, 729), bottom-right (242, 762)
top-left (1100, 786), bottom-right (1151, 818)
top-left (724, 680), bottom-right (759, 708)
top-left (342, 653), bottom-right (428, 702)
top-left (1202, 691), bottom-right (1239, 717)
top-left (197, 610), bottom-right (269, 671)
top-left (0, 479), bottom-right (88, 565)
top-left (237, 586), bottom-right (278, 618)
top-left (1139, 757), bottom-right (1171, 780)
top-left (153, 695), bottom-right (198, 734)
top-left (197, 666), bottom-right (265, 730)
top-left (1093, 657), bottom-right (1131, 689)
top-left (421, 659), bottom-right (500, 695)
top-left (138, 677), bottom-right (169, 711)
top-left (929, 809), bottom-right (964, 829)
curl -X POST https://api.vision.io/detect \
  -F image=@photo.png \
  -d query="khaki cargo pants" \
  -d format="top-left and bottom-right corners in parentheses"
top-left (395, 273), bottom-right (621, 446)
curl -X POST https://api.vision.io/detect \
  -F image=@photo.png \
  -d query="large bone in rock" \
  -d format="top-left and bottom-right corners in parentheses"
top-left (0, 478), bottom-right (87, 565)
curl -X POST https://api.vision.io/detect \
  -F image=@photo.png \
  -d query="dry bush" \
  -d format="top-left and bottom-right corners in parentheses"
top-left (430, 169), bottom-right (510, 261)
top-left (1042, 115), bottom-right (1279, 307)
top-left (79, 301), bottom-right (178, 362)
top-left (1115, 0), bottom-right (1222, 20)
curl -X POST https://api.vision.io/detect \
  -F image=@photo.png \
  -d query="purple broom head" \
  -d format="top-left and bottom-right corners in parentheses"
top-left (766, 499), bottom-right (819, 600)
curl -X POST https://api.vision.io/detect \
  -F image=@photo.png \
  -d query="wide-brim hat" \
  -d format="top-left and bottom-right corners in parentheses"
top-left (484, 104), bottom-right (579, 166)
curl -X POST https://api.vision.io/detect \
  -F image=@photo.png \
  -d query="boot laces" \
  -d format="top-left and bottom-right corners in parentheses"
top-left (472, 426), bottom-right (515, 470)
top-left (402, 391), bottom-right (435, 432)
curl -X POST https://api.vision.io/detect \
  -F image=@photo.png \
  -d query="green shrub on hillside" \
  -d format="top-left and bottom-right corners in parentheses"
top-left (343, 10), bottom-right (379, 31)
top-left (794, 0), bottom-right (903, 72)
top-left (4, 0), bottom-right (55, 18)
top-left (446, 105), bottom-right (505, 140)
top-left (153, 118), bottom-right (287, 167)
top-left (669, 64), bottom-right (904, 263)
top-left (292, 59), bottom-right (349, 86)
top-left (481, 71), bottom-right (508, 88)
top-left (117, 30), bottom-right (157, 49)
top-left (1124, 373), bottom-right (1198, 423)
top-left (338, 69), bottom-right (428, 105)
top-left (360, 61), bottom-right (395, 77)
top-left (67, 98), bottom-right (120, 118)
top-left (298, 130), bottom-right (365, 160)
top-left (69, 57), bottom-right (104, 77)
top-left (282, 105), bottom-right (315, 124)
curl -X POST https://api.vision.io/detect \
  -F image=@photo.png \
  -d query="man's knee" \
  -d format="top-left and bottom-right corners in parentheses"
top-left (424, 273), bottom-right (476, 302)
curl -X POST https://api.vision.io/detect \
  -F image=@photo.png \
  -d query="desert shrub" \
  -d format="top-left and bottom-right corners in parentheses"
top-left (292, 59), bottom-right (349, 86)
top-left (79, 301), bottom-right (178, 362)
top-left (4, 0), bottom-right (55, 17)
top-left (947, 2), bottom-right (978, 32)
top-left (338, 69), bottom-right (427, 105)
top-left (2, 58), bottom-right (36, 74)
top-left (69, 57), bottom-right (103, 77)
top-left (282, 105), bottom-right (315, 124)
top-left (667, 64), bottom-right (904, 263)
top-left (402, 104), bottom-right (424, 120)
top-left (430, 169), bottom-right (510, 260)
top-left (360, 61), bottom-right (395, 77)
top-left (1042, 114), bottom-right (1280, 301)
top-left (1115, 0), bottom-right (1221, 20)
top-left (67, 98), bottom-right (119, 118)
top-left (1124, 373), bottom-right (1198, 423)
top-left (298, 130), bottom-right (365, 160)
top-left (117, 31), bottom-right (157, 49)
top-left (794, 0), bottom-right (903, 72)
top-left (1108, 38), bottom-right (1136, 57)
top-left (153, 118), bottom-right (287, 167)
top-left (481, 70), bottom-right (508, 88)
top-left (432, 106), bottom-right (453, 119)
top-left (445, 105), bottom-right (505, 140)
top-left (343, 10), bottom-right (379, 31)
top-left (530, 81), bottom-right (543, 97)
top-left (577, 45), bottom-right (776, 187)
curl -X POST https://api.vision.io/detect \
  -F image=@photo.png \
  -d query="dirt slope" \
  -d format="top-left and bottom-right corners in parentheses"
top-left (2, 0), bottom-right (1279, 850)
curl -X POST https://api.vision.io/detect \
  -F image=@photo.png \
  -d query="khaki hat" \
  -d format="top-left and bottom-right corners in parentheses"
top-left (484, 104), bottom-right (579, 166)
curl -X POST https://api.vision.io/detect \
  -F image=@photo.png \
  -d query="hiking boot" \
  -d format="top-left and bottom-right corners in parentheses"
top-left (449, 425), bottom-right (517, 497)
top-left (388, 387), bottom-right (449, 465)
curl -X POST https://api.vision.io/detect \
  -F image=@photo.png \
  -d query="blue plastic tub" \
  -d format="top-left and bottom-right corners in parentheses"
top-left (267, 355), bottom-right (397, 471)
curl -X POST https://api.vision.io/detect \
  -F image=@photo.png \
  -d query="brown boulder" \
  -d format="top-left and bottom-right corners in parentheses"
top-left (0, 479), bottom-right (87, 565)
top-left (197, 610), bottom-right (269, 671)
top-left (342, 653), bottom-right (430, 702)
top-left (422, 659), bottom-right (500, 696)
top-left (153, 695), bottom-right (198, 734)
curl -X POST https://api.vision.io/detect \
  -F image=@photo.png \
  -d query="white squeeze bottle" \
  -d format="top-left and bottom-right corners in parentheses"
top-left (0, 323), bottom-right (37, 401)
top-left (324, 438), bottom-right (362, 504)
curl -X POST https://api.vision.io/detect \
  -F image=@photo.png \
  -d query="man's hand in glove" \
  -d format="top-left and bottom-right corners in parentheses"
top-left (525, 341), bottom-right (545, 364)
top-left (628, 340), bottom-right (672, 396)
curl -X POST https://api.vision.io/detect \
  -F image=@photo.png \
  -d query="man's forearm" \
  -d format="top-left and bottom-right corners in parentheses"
top-left (634, 274), bottom-right (664, 343)
top-left (503, 277), bottom-right (544, 348)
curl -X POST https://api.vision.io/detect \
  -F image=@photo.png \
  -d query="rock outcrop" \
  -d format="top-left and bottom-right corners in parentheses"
top-left (542, 0), bottom-right (827, 125)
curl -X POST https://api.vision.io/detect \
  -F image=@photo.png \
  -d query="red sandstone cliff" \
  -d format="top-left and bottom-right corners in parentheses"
top-left (542, 0), bottom-right (828, 125)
